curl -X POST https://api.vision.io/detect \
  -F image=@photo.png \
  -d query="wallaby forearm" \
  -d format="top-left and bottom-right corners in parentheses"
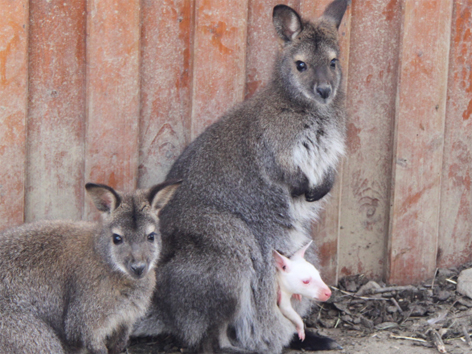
top-left (279, 293), bottom-right (304, 331)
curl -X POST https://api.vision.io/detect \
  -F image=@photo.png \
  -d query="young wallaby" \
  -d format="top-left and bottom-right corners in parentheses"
top-left (0, 181), bottom-right (179, 354)
top-left (133, 1), bottom-right (348, 353)
top-left (274, 241), bottom-right (332, 341)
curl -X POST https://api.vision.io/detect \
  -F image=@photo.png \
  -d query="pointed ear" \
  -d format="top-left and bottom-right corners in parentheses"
top-left (147, 179), bottom-right (182, 214)
top-left (292, 240), bottom-right (313, 260)
top-left (273, 5), bottom-right (303, 42)
top-left (321, 0), bottom-right (349, 29)
top-left (273, 250), bottom-right (291, 272)
top-left (85, 183), bottom-right (121, 214)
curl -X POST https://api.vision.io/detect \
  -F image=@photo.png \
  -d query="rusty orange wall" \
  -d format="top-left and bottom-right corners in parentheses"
top-left (0, 0), bottom-right (471, 286)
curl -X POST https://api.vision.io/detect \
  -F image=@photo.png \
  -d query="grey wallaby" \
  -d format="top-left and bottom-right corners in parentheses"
top-left (0, 181), bottom-right (179, 354)
top-left (133, 1), bottom-right (349, 353)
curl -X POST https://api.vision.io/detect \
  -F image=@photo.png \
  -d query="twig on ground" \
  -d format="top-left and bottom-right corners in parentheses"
top-left (428, 328), bottom-right (447, 353)
top-left (399, 307), bottom-right (414, 326)
top-left (390, 297), bottom-right (403, 314)
top-left (462, 324), bottom-right (472, 348)
top-left (431, 268), bottom-right (439, 289)
top-left (330, 286), bottom-right (389, 301)
top-left (443, 333), bottom-right (472, 343)
top-left (390, 334), bottom-right (428, 343)
top-left (371, 286), bottom-right (417, 294)
top-left (334, 316), bottom-right (341, 329)
top-left (446, 278), bottom-right (457, 285)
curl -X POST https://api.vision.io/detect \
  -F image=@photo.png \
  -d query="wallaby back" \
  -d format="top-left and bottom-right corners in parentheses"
top-left (134, 1), bottom-right (349, 353)
top-left (0, 181), bottom-right (179, 354)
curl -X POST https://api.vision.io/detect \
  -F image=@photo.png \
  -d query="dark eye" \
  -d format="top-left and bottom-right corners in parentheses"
top-left (147, 232), bottom-right (157, 242)
top-left (112, 233), bottom-right (123, 245)
top-left (330, 58), bottom-right (337, 68)
top-left (296, 61), bottom-right (307, 72)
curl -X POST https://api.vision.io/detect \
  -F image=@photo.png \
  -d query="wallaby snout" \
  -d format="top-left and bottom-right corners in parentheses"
top-left (130, 262), bottom-right (147, 278)
top-left (316, 84), bottom-right (332, 100)
top-left (319, 286), bottom-right (332, 302)
top-left (312, 65), bottom-right (336, 103)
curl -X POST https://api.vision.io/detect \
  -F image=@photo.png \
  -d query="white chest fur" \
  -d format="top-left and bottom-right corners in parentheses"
top-left (288, 121), bottom-right (345, 252)
top-left (292, 123), bottom-right (345, 189)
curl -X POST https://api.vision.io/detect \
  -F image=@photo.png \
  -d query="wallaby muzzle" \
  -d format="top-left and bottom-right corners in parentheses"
top-left (314, 66), bottom-right (333, 103)
top-left (130, 262), bottom-right (147, 278)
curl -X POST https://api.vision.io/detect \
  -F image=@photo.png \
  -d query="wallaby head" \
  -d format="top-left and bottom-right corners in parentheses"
top-left (274, 241), bottom-right (332, 302)
top-left (272, 0), bottom-right (348, 105)
top-left (86, 180), bottom-right (180, 280)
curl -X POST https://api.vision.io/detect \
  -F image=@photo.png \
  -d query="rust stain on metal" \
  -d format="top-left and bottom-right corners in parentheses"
top-left (25, 0), bottom-right (87, 222)
top-left (437, 0), bottom-right (472, 270)
top-left (346, 122), bottom-right (361, 153)
top-left (191, 0), bottom-right (248, 138)
top-left (245, 0), bottom-right (300, 99)
top-left (138, 0), bottom-right (194, 188)
top-left (0, 0), bottom-right (28, 230)
top-left (85, 0), bottom-right (141, 208)
top-left (0, 22), bottom-right (22, 86)
top-left (382, 0), bottom-right (399, 22)
top-left (387, 0), bottom-right (453, 285)
top-left (338, 0), bottom-right (401, 282)
top-left (203, 21), bottom-right (235, 55)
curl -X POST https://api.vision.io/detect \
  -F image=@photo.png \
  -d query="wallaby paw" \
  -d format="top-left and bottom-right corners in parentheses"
top-left (297, 327), bottom-right (305, 341)
top-left (292, 294), bottom-right (302, 301)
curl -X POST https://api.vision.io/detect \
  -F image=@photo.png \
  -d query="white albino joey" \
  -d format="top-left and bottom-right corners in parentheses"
top-left (274, 241), bottom-right (331, 340)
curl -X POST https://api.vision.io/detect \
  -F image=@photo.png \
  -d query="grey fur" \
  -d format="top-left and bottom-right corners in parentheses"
top-left (0, 181), bottom-right (179, 354)
top-left (134, 2), bottom-right (348, 353)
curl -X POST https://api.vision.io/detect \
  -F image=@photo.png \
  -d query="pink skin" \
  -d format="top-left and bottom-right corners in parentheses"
top-left (274, 241), bottom-right (331, 341)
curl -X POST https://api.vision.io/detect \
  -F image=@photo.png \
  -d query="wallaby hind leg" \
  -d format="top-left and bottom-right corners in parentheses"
top-left (200, 334), bottom-right (259, 354)
top-left (0, 311), bottom-right (65, 354)
top-left (106, 324), bottom-right (131, 354)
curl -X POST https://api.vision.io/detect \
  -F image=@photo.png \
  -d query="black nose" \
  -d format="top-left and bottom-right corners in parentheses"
top-left (316, 85), bottom-right (331, 99)
top-left (131, 263), bottom-right (146, 277)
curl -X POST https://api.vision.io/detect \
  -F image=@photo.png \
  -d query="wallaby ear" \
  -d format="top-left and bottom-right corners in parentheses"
top-left (292, 240), bottom-right (313, 260)
top-left (85, 183), bottom-right (121, 214)
top-left (321, 0), bottom-right (349, 29)
top-left (273, 5), bottom-right (303, 42)
top-left (273, 250), bottom-right (291, 272)
top-left (148, 180), bottom-right (182, 214)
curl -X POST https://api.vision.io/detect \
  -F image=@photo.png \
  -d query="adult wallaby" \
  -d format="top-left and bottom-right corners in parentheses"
top-left (133, 1), bottom-right (348, 353)
top-left (274, 241), bottom-right (332, 342)
top-left (0, 181), bottom-right (179, 354)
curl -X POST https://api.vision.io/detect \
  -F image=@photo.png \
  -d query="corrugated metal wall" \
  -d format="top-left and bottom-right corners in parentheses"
top-left (1, 0), bottom-right (471, 285)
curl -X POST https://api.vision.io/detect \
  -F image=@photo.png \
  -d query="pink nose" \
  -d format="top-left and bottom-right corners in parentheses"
top-left (319, 287), bottom-right (331, 302)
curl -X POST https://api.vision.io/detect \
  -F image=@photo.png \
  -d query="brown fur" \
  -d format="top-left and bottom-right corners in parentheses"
top-left (0, 181), bottom-right (179, 354)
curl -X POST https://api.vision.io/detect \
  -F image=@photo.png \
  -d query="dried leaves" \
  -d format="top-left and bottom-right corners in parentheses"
top-left (308, 262), bottom-right (472, 353)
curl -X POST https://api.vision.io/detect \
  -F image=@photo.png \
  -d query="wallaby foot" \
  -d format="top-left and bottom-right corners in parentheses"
top-left (289, 330), bottom-right (342, 351)
top-left (297, 325), bottom-right (305, 341)
top-left (107, 325), bottom-right (130, 354)
top-left (199, 336), bottom-right (260, 354)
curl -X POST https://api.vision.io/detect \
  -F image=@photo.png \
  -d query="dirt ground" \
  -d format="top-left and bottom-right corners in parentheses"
top-left (298, 328), bottom-right (471, 354)
top-left (128, 262), bottom-right (472, 354)
top-left (129, 328), bottom-right (471, 354)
